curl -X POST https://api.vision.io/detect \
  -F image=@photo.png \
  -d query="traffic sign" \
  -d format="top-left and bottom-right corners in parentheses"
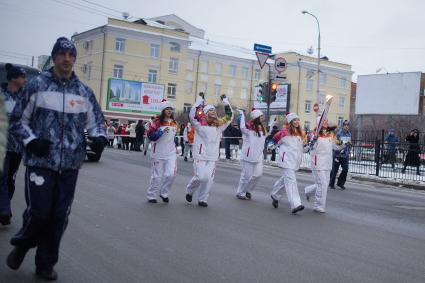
top-left (313, 103), bottom-right (319, 112)
top-left (256, 52), bottom-right (269, 69)
top-left (254, 43), bottom-right (272, 54)
top-left (275, 57), bottom-right (287, 73)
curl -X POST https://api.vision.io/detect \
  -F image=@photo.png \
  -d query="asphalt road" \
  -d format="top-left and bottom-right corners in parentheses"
top-left (1, 148), bottom-right (424, 283)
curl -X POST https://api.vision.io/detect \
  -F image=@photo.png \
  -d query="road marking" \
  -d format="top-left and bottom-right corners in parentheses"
top-left (393, 205), bottom-right (425, 211)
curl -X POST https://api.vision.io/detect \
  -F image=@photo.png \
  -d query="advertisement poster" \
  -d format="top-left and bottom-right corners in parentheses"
top-left (253, 84), bottom-right (289, 111)
top-left (107, 78), bottom-right (165, 114)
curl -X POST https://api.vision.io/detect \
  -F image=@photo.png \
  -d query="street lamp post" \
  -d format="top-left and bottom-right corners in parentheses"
top-left (302, 10), bottom-right (321, 112)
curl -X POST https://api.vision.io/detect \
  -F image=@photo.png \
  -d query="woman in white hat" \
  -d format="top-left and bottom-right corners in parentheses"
top-left (235, 108), bottom-right (267, 200)
top-left (269, 113), bottom-right (307, 214)
top-left (146, 100), bottom-right (178, 203)
top-left (304, 117), bottom-right (342, 213)
top-left (185, 93), bottom-right (233, 207)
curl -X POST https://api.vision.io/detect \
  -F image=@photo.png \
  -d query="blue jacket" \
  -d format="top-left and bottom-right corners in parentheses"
top-left (10, 69), bottom-right (106, 171)
top-left (0, 84), bottom-right (23, 153)
top-left (334, 129), bottom-right (352, 158)
top-left (384, 134), bottom-right (400, 152)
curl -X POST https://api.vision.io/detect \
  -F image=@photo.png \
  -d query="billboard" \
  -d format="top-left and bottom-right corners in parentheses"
top-left (254, 84), bottom-right (289, 111)
top-left (107, 78), bottom-right (165, 114)
top-left (356, 72), bottom-right (421, 115)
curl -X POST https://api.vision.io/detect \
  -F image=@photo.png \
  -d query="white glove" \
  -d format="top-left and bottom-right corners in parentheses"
top-left (222, 97), bottom-right (230, 105)
top-left (195, 96), bottom-right (204, 107)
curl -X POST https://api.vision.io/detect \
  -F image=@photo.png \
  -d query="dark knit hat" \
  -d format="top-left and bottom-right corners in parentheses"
top-left (5, 63), bottom-right (26, 81)
top-left (51, 37), bottom-right (77, 59)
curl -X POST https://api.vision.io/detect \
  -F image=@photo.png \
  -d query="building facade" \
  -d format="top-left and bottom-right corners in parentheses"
top-left (72, 15), bottom-right (352, 128)
top-left (72, 16), bottom-right (268, 123)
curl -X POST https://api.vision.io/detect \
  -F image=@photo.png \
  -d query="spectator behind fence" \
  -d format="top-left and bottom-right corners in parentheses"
top-left (382, 129), bottom-right (400, 169)
top-left (224, 124), bottom-right (241, 160)
top-left (107, 123), bottom-right (115, 148)
top-left (329, 120), bottom-right (352, 190)
top-left (135, 120), bottom-right (145, 152)
top-left (266, 125), bottom-right (279, 161)
top-left (402, 129), bottom-right (421, 175)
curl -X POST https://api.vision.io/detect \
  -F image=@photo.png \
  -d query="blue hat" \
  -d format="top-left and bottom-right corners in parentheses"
top-left (51, 37), bottom-right (77, 59)
top-left (5, 63), bottom-right (26, 81)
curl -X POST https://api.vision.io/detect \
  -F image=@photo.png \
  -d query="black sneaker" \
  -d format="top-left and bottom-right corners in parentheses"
top-left (148, 199), bottom-right (157, 203)
top-left (271, 195), bottom-right (279, 208)
top-left (7, 247), bottom-right (29, 270)
top-left (0, 213), bottom-right (11, 226)
top-left (337, 184), bottom-right (346, 190)
top-left (36, 268), bottom-right (58, 281)
top-left (236, 194), bottom-right (248, 200)
top-left (184, 157), bottom-right (188, 162)
top-left (185, 194), bottom-right (192, 203)
top-left (246, 192), bottom-right (252, 199)
top-left (198, 201), bottom-right (208, 207)
top-left (160, 195), bottom-right (169, 203)
top-left (291, 205), bottom-right (305, 214)
top-left (329, 185), bottom-right (336, 189)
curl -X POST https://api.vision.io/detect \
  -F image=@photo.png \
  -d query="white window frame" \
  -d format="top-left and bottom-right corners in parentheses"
top-left (148, 69), bottom-right (157, 83)
top-left (304, 121), bottom-right (311, 131)
top-left (113, 64), bottom-right (123, 79)
top-left (319, 93), bottom-right (325, 105)
top-left (229, 65), bottom-right (236, 77)
top-left (200, 60), bottom-right (208, 73)
top-left (215, 63), bottom-right (222, 75)
top-left (86, 63), bottom-right (92, 80)
top-left (338, 117), bottom-right (344, 127)
top-left (185, 81), bottom-right (193, 95)
top-left (339, 96), bottom-right (345, 108)
top-left (183, 103), bottom-right (191, 113)
top-left (187, 58), bottom-right (194, 71)
top-left (254, 69), bottom-right (261, 81)
top-left (169, 42), bottom-right (181, 52)
top-left (242, 67), bottom-right (249, 80)
top-left (169, 58), bottom-right (179, 74)
top-left (320, 72), bottom-right (327, 85)
top-left (306, 79), bottom-right (313, 91)
top-left (150, 43), bottom-right (160, 58)
top-left (227, 87), bottom-right (235, 97)
top-left (167, 83), bottom-right (177, 99)
top-left (339, 77), bottom-right (347, 89)
top-left (305, 100), bottom-right (312, 113)
top-left (241, 88), bottom-right (248, 99)
top-left (115, 38), bottom-right (125, 52)
top-left (214, 84), bottom-right (221, 98)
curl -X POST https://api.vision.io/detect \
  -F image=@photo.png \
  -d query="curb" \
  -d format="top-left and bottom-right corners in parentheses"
top-left (219, 159), bottom-right (425, 191)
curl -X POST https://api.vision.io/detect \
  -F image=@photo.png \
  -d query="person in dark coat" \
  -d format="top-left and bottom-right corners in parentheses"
top-left (223, 124), bottom-right (241, 159)
top-left (402, 129), bottom-right (421, 175)
top-left (135, 120), bottom-right (145, 152)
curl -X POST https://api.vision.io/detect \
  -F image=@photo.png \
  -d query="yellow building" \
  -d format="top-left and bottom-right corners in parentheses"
top-left (72, 15), bottom-right (268, 123)
top-left (273, 52), bottom-right (353, 130)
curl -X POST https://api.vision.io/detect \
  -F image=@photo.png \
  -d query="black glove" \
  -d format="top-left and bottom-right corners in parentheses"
top-left (90, 136), bottom-right (107, 154)
top-left (27, 138), bottom-right (52, 157)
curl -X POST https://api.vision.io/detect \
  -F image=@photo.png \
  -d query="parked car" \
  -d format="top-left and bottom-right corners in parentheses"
top-left (0, 62), bottom-right (40, 84)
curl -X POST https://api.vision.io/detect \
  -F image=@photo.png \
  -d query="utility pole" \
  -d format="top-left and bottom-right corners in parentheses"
top-left (265, 62), bottom-right (272, 125)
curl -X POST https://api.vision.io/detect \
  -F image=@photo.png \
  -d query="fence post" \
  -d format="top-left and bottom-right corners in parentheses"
top-left (375, 138), bottom-right (381, 176)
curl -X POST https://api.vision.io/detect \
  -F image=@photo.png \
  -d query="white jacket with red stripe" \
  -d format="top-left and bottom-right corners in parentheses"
top-left (273, 128), bottom-right (305, 170)
top-left (238, 111), bottom-right (266, 163)
top-left (310, 132), bottom-right (340, 170)
top-left (148, 119), bottom-right (178, 160)
top-left (189, 97), bottom-right (233, 161)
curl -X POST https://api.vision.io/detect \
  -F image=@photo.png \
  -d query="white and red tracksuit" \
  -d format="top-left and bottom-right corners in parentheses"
top-left (185, 98), bottom-right (233, 203)
top-left (146, 118), bottom-right (178, 200)
top-left (304, 131), bottom-right (340, 212)
top-left (270, 128), bottom-right (306, 210)
top-left (236, 112), bottom-right (266, 198)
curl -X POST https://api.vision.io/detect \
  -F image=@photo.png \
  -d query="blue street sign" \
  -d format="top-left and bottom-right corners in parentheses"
top-left (254, 43), bottom-right (272, 54)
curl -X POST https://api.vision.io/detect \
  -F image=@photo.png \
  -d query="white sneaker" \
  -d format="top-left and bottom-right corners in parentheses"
top-left (313, 208), bottom-right (326, 213)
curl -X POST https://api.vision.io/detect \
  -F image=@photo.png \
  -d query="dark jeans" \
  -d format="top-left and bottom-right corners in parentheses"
top-left (224, 139), bottom-right (231, 159)
top-left (11, 167), bottom-right (78, 271)
top-left (0, 151), bottom-right (22, 215)
top-left (329, 157), bottom-right (349, 187)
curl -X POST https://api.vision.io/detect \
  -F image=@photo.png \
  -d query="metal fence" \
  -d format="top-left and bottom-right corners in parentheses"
top-left (297, 139), bottom-right (425, 182)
